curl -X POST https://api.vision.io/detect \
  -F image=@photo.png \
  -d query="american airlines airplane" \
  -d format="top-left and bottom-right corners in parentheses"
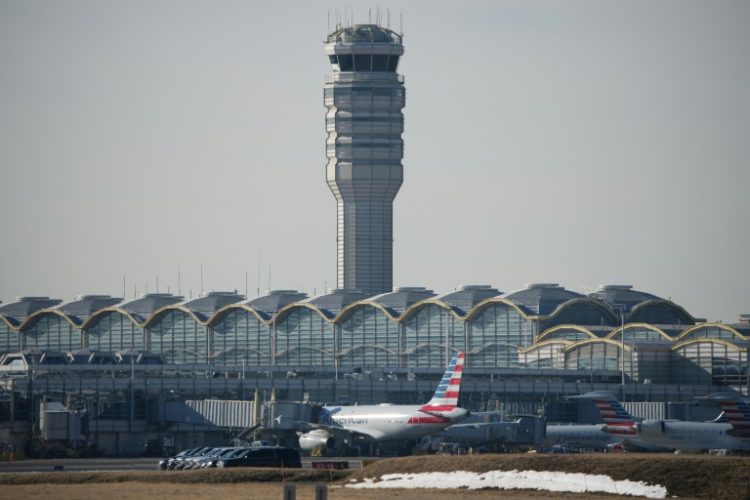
top-left (580, 390), bottom-right (750, 452)
top-left (298, 351), bottom-right (469, 452)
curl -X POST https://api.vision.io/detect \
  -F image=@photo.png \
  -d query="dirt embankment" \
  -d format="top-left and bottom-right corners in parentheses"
top-left (348, 453), bottom-right (750, 500)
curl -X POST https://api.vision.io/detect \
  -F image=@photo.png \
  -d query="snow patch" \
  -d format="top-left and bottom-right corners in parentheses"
top-left (347, 470), bottom-right (667, 498)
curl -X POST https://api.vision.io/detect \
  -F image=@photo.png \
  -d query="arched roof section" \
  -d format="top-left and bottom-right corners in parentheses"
top-left (0, 315), bottom-right (20, 330)
top-left (541, 298), bottom-right (619, 325)
top-left (20, 309), bottom-right (84, 331)
top-left (672, 338), bottom-right (744, 352)
top-left (518, 339), bottom-right (575, 354)
top-left (337, 300), bottom-right (402, 322)
top-left (463, 297), bottom-right (533, 322)
top-left (207, 304), bottom-right (271, 327)
top-left (537, 325), bottom-right (598, 342)
top-left (143, 305), bottom-right (209, 328)
top-left (274, 302), bottom-right (336, 323)
top-left (81, 307), bottom-right (147, 329)
top-left (434, 285), bottom-right (502, 317)
top-left (399, 299), bottom-right (462, 322)
top-left (562, 338), bottom-right (633, 354)
top-left (675, 323), bottom-right (747, 342)
top-left (626, 299), bottom-right (695, 325)
top-left (606, 323), bottom-right (674, 342)
top-left (502, 283), bottom-right (584, 315)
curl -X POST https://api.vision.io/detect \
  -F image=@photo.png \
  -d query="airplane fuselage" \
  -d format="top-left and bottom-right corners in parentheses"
top-left (544, 424), bottom-right (619, 450)
top-left (636, 420), bottom-right (750, 452)
top-left (323, 403), bottom-right (468, 441)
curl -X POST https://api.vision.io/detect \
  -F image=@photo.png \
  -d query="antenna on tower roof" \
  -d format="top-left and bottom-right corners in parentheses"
top-left (368, 8), bottom-right (371, 24)
top-left (387, 8), bottom-right (391, 28)
top-left (400, 10), bottom-right (404, 35)
top-left (327, 11), bottom-right (330, 33)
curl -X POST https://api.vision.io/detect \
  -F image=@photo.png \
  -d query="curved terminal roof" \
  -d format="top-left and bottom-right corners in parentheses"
top-left (58, 295), bottom-right (122, 323)
top-left (588, 285), bottom-right (661, 313)
top-left (326, 24), bottom-right (402, 44)
top-left (0, 297), bottom-right (62, 324)
top-left (503, 284), bottom-right (584, 315)
top-left (120, 293), bottom-right (184, 322)
top-left (182, 291), bottom-right (245, 321)
top-left (305, 289), bottom-right (372, 318)
top-left (246, 290), bottom-right (308, 320)
top-left (369, 287), bottom-right (435, 317)
top-left (437, 285), bottom-right (502, 316)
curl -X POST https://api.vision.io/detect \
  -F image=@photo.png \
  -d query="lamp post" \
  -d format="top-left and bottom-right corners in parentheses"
top-left (617, 305), bottom-right (626, 400)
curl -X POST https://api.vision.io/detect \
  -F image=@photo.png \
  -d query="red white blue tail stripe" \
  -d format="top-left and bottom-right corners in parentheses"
top-left (421, 351), bottom-right (464, 412)
top-left (593, 396), bottom-right (638, 436)
top-left (718, 398), bottom-right (750, 439)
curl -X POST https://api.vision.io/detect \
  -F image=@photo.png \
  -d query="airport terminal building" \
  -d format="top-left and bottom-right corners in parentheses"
top-left (1, 284), bottom-right (748, 392)
top-left (1, 24), bottom-right (747, 454)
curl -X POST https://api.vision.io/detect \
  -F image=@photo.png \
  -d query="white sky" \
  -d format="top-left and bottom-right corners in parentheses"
top-left (1, 0), bottom-right (748, 322)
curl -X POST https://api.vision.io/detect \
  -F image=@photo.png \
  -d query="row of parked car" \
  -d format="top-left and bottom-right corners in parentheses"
top-left (158, 446), bottom-right (301, 470)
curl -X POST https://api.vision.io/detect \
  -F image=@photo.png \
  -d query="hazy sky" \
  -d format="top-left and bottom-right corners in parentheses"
top-left (1, 1), bottom-right (748, 322)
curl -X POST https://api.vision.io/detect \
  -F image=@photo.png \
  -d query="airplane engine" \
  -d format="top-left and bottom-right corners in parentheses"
top-left (299, 429), bottom-right (335, 451)
top-left (637, 420), bottom-right (666, 435)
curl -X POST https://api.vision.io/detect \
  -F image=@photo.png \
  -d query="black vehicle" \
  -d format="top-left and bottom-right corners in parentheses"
top-left (158, 447), bottom-right (205, 470)
top-left (216, 447), bottom-right (301, 468)
top-left (170, 446), bottom-right (216, 470)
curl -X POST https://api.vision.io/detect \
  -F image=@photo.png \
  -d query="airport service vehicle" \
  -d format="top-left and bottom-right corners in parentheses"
top-left (216, 447), bottom-right (301, 468)
top-left (298, 351), bottom-right (469, 452)
top-left (583, 391), bottom-right (750, 452)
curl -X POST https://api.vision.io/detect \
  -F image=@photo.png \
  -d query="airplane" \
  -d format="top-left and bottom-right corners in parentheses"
top-left (298, 351), bottom-right (469, 453)
top-left (543, 422), bottom-right (621, 451)
top-left (579, 390), bottom-right (750, 452)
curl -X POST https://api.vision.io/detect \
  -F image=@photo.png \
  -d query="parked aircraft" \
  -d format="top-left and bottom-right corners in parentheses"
top-left (581, 390), bottom-right (750, 452)
top-left (298, 351), bottom-right (469, 452)
top-left (543, 423), bottom-right (620, 451)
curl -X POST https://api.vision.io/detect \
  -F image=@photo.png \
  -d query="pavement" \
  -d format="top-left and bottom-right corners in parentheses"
top-left (0, 456), bottom-right (366, 473)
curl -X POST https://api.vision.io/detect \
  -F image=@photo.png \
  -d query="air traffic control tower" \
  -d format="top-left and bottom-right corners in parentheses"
top-left (324, 24), bottom-right (405, 295)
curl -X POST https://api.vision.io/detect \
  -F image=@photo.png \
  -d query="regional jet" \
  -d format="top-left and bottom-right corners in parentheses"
top-left (298, 351), bottom-right (469, 453)
top-left (581, 390), bottom-right (750, 452)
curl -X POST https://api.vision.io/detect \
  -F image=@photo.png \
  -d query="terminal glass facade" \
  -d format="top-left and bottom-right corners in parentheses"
top-left (210, 309), bottom-right (271, 366)
top-left (86, 311), bottom-right (146, 352)
top-left (148, 310), bottom-right (208, 364)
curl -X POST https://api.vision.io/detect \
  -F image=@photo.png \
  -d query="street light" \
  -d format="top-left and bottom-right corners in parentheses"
top-left (615, 305), bottom-right (626, 400)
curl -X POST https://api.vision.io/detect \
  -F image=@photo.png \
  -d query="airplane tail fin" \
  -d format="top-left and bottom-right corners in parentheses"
top-left (571, 391), bottom-right (638, 435)
top-left (711, 393), bottom-right (750, 439)
top-left (421, 351), bottom-right (465, 412)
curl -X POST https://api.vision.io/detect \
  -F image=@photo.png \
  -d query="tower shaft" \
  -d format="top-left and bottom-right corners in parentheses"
top-left (324, 25), bottom-right (405, 295)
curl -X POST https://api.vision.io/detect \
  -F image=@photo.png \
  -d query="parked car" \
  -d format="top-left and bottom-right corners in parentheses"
top-left (216, 447), bottom-right (301, 468)
top-left (159, 446), bottom-right (210, 470)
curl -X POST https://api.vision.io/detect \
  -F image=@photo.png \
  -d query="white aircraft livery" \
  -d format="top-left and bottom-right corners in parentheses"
top-left (583, 391), bottom-right (750, 452)
top-left (298, 352), bottom-right (469, 451)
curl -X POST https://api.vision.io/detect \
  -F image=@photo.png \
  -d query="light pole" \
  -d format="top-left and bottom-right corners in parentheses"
top-left (617, 305), bottom-right (626, 400)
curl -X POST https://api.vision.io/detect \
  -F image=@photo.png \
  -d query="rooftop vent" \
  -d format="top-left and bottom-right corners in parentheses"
top-left (17, 296), bottom-right (54, 302)
top-left (75, 294), bottom-right (115, 301)
top-left (395, 287), bottom-right (427, 292)
top-left (459, 285), bottom-right (494, 291)
top-left (201, 291), bottom-right (244, 298)
top-left (599, 285), bottom-right (633, 291)
top-left (140, 293), bottom-right (178, 299)
top-left (268, 290), bottom-right (301, 296)
top-left (526, 283), bottom-right (560, 289)
top-left (739, 314), bottom-right (750, 324)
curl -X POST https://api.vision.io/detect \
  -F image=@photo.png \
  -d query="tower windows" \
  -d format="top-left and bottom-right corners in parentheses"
top-left (329, 54), bottom-right (401, 73)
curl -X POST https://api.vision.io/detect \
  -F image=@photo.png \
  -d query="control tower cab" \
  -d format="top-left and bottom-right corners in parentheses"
top-left (324, 24), bottom-right (405, 295)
